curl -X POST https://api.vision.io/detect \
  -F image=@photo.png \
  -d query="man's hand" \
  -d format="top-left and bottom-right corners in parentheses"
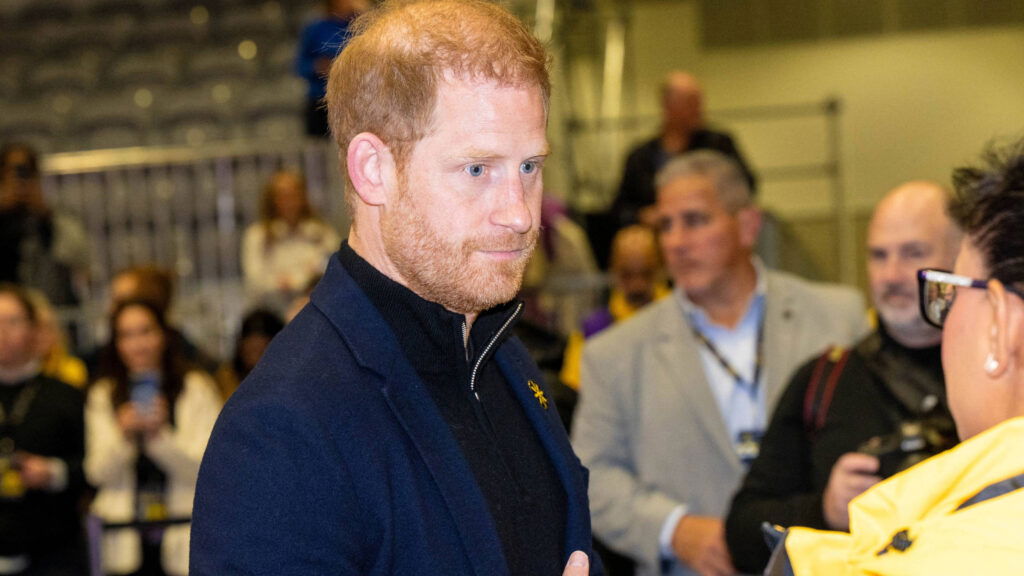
top-left (671, 515), bottom-right (735, 576)
top-left (116, 402), bottom-right (146, 436)
top-left (16, 453), bottom-right (54, 490)
top-left (823, 452), bottom-right (881, 530)
top-left (562, 551), bottom-right (589, 576)
top-left (142, 397), bottom-right (170, 439)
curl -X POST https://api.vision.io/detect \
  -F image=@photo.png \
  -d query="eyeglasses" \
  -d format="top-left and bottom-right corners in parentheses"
top-left (917, 268), bottom-right (1024, 328)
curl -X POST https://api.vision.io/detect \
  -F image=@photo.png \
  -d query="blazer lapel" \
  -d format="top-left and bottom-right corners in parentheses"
top-left (654, 300), bottom-right (738, 466)
top-left (381, 366), bottom-right (510, 576)
top-left (311, 257), bottom-right (508, 576)
top-left (494, 342), bottom-right (593, 560)
top-left (762, 272), bottom-right (801, 409)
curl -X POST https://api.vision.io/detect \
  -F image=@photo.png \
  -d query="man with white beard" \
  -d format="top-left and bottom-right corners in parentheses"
top-left (725, 181), bottom-right (963, 573)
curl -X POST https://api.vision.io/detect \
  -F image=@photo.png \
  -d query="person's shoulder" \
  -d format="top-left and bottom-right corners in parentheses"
top-left (183, 369), bottom-right (222, 399)
top-left (625, 136), bottom-right (662, 158)
top-left (586, 296), bottom-right (674, 353)
top-left (233, 307), bottom-right (367, 403)
top-left (768, 269), bottom-right (863, 308)
top-left (35, 374), bottom-right (84, 403)
top-left (581, 308), bottom-right (615, 338)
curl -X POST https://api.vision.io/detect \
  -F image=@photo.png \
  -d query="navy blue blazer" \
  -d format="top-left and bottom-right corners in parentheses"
top-left (191, 254), bottom-right (599, 575)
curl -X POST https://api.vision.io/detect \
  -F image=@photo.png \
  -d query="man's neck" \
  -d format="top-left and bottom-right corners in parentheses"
top-left (349, 229), bottom-right (481, 337)
top-left (688, 262), bottom-right (758, 329)
top-left (886, 323), bottom-right (942, 349)
top-left (660, 129), bottom-right (691, 155)
top-left (463, 312), bottom-right (478, 341)
top-left (0, 359), bottom-right (40, 385)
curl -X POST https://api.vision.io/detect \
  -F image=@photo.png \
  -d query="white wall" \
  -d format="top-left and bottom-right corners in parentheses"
top-left (621, 0), bottom-right (1024, 216)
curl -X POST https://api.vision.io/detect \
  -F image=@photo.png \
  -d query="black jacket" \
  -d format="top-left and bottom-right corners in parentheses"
top-left (724, 325), bottom-right (954, 573)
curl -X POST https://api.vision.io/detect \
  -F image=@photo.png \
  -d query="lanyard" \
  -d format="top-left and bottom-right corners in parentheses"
top-left (0, 382), bottom-right (40, 454)
top-left (686, 309), bottom-right (766, 392)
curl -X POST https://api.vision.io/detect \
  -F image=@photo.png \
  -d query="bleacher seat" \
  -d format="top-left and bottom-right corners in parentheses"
top-left (154, 83), bottom-right (238, 146)
top-left (26, 60), bottom-right (99, 96)
top-left (12, 0), bottom-right (80, 26)
top-left (126, 11), bottom-right (209, 50)
top-left (68, 90), bottom-right (154, 151)
top-left (81, 0), bottom-right (147, 20)
top-left (184, 43), bottom-right (261, 83)
top-left (1, 0), bottom-right (324, 154)
top-left (215, 3), bottom-right (289, 43)
top-left (36, 18), bottom-right (131, 59)
top-left (262, 40), bottom-right (296, 78)
top-left (240, 76), bottom-right (304, 141)
top-left (0, 56), bottom-right (26, 100)
top-left (0, 103), bottom-right (60, 152)
top-left (105, 49), bottom-right (181, 90)
top-left (0, 27), bottom-right (40, 62)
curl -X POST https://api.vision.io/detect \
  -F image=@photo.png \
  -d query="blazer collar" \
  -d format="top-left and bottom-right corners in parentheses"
top-left (761, 271), bottom-right (801, 409)
top-left (493, 342), bottom-right (594, 561)
top-left (652, 268), bottom-right (799, 467)
top-left (311, 254), bottom-right (589, 574)
top-left (654, 299), bottom-right (738, 465)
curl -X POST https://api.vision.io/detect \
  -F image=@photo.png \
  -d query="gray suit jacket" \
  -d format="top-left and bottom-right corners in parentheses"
top-left (572, 269), bottom-right (868, 576)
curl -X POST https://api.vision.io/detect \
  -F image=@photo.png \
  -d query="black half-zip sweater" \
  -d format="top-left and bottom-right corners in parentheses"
top-left (339, 243), bottom-right (567, 575)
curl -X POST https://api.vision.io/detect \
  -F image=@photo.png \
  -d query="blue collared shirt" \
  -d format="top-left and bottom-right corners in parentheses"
top-left (659, 260), bottom-right (769, 559)
top-left (675, 268), bottom-right (768, 453)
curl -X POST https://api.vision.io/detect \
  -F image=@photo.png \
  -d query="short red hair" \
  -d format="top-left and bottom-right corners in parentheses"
top-left (326, 0), bottom-right (550, 215)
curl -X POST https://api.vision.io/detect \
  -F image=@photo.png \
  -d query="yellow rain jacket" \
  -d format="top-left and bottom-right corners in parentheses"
top-left (776, 416), bottom-right (1024, 575)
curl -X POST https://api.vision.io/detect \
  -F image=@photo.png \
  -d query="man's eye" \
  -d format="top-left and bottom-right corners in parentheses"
top-left (682, 213), bottom-right (709, 228)
top-left (466, 164), bottom-right (485, 177)
top-left (520, 161), bottom-right (538, 174)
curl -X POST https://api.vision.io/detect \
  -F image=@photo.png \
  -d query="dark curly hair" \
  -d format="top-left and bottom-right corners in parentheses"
top-left (950, 139), bottom-right (1024, 290)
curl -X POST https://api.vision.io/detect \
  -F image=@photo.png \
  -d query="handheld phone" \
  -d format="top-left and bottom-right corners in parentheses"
top-left (130, 376), bottom-right (160, 414)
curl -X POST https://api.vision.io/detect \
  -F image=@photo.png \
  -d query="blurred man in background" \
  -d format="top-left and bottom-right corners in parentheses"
top-left (725, 181), bottom-right (962, 572)
top-left (0, 143), bottom-right (88, 309)
top-left (574, 150), bottom-right (866, 576)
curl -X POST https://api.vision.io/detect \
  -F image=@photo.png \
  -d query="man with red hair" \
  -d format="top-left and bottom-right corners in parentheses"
top-left (192, 2), bottom-right (597, 575)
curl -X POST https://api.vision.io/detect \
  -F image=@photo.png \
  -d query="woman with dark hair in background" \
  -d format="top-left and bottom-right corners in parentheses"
top-left (213, 308), bottom-right (284, 400)
top-left (241, 170), bottom-right (339, 315)
top-left (767, 139), bottom-right (1024, 574)
top-left (0, 282), bottom-right (86, 576)
top-left (85, 300), bottom-right (221, 576)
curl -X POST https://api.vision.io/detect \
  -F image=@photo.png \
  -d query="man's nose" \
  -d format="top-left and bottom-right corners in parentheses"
top-left (660, 221), bottom-right (689, 252)
top-left (492, 176), bottom-right (532, 234)
top-left (881, 257), bottom-right (909, 285)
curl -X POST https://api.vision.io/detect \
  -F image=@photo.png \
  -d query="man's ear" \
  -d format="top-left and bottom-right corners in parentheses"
top-left (737, 206), bottom-right (763, 249)
top-left (987, 279), bottom-right (1021, 379)
top-left (346, 132), bottom-right (395, 207)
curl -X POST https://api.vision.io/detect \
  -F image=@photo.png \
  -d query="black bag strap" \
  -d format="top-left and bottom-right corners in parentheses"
top-left (802, 347), bottom-right (852, 437)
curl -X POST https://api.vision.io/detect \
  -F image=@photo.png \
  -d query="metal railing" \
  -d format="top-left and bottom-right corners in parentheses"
top-left (42, 139), bottom-right (346, 358)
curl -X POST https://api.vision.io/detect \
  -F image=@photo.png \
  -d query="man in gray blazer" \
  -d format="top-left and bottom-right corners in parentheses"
top-left (572, 150), bottom-right (868, 576)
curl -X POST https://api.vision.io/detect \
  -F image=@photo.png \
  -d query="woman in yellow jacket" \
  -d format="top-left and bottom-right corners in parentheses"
top-left (768, 141), bottom-right (1024, 575)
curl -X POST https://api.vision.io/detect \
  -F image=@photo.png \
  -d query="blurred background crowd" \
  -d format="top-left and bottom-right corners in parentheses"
top-left (2, 0), bottom-right (1023, 574)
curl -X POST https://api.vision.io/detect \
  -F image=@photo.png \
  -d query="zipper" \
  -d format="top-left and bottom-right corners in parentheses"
top-left (467, 301), bottom-right (523, 401)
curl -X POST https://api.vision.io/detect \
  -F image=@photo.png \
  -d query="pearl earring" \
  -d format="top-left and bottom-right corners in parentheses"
top-left (984, 354), bottom-right (1000, 375)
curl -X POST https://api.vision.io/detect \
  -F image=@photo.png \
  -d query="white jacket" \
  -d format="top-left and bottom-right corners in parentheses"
top-left (85, 371), bottom-right (222, 576)
top-left (241, 218), bottom-right (339, 312)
